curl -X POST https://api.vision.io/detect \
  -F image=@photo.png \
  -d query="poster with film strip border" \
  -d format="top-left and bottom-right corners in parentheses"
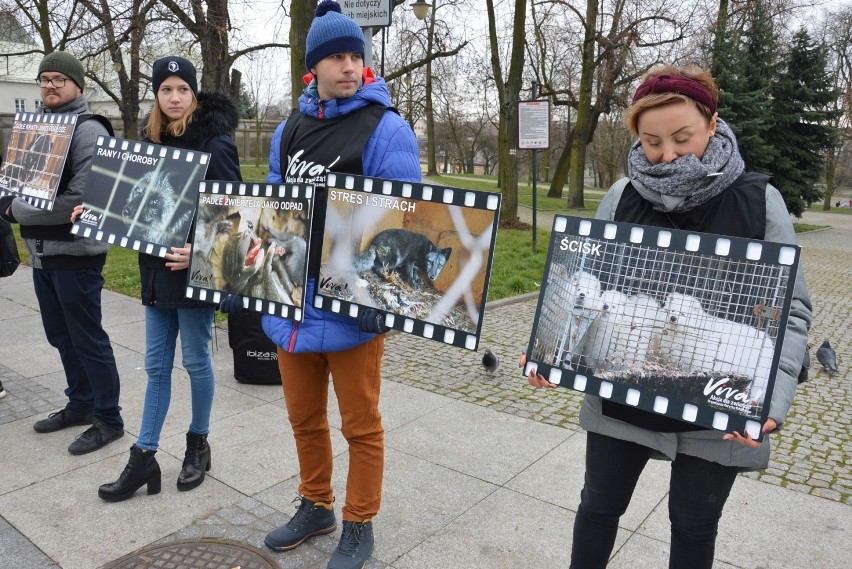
top-left (0, 112), bottom-right (77, 211)
top-left (524, 215), bottom-right (800, 441)
top-left (70, 136), bottom-right (209, 257)
top-left (184, 180), bottom-right (313, 321)
top-left (315, 172), bottom-right (501, 351)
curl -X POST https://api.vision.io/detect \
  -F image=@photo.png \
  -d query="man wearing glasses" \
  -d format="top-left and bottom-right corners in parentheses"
top-left (0, 51), bottom-right (124, 456)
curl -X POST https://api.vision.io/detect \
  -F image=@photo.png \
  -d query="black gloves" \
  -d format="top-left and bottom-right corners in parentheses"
top-left (219, 294), bottom-right (248, 313)
top-left (359, 308), bottom-right (390, 333)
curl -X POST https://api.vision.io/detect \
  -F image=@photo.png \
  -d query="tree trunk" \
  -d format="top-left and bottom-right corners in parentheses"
top-left (199, 0), bottom-right (232, 93)
top-left (290, 0), bottom-right (314, 110)
top-left (547, 137), bottom-right (572, 198)
top-left (711, 0), bottom-right (730, 76)
top-left (823, 148), bottom-right (836, 210)
top-left (566, 0), bottom-right (599, 209)
top-left (485, 0), bottom-right (526, 223)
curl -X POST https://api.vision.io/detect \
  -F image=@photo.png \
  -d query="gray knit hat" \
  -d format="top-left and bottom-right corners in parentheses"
top-left (305, 0), bottom-right (365, 70)
top-left (38, 51), bottom-right (85, 91)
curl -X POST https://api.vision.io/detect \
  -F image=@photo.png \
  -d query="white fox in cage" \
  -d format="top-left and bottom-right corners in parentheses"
top-left (578, 289), bottom-right (628, 370)
top-left (557, 277), bottom-right (776, 399)
top-left (659, 293), bottom-right (721, 371)
top-left (659, 292), bottom-right (775, 395)
top-left (618, 294), bottom-right (668, 369)
top-left (564, 270), bottom-right (602, 353)
top-left (574, 291), bottom-right (668, 373)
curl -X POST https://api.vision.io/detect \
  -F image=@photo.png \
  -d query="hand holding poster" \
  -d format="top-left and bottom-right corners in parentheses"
top-left (0, 113), bottom-right (76, 210)
top-left (524, 215), bottom-right (800, 441)
top-left (315, 172), bottom-right (500, 350)
top-left (184, 181), bottom-right (313, 321)
top-left (70, 135), bottom-right (209, 257)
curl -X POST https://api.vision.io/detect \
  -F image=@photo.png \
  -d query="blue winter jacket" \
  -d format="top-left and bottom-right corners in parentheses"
top-left (262, 73), bottom-right (421, 353)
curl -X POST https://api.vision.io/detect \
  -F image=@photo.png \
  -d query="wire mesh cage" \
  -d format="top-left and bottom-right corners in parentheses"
top-left (0, 113), bottom-right (76, 210)
top-left (527, 216), bottom-right (799, 437)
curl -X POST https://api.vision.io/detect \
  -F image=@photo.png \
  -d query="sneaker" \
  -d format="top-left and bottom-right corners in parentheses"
top-left (68, 420), bottom-right (124, 455)
top-left (0, 380), bottom-right (6, 399)
top-left (327, 520), bottom-right (374, 569)
top-left (265, 496), bottom-right (336, 551)
top-left (33, 409), bottom-right (93, 433)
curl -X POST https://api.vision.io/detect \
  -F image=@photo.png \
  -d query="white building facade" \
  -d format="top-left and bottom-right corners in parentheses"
top-left (1, 42), bottom-right (42, 115)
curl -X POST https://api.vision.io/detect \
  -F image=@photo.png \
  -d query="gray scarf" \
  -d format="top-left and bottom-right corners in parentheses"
top-left (627, 118), bottom-right (745, 213)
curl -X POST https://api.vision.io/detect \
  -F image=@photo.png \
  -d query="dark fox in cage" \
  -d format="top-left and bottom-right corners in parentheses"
top-left (1, 134), bottom-right (54, 192)
top-left (122, 170), bottom-right (194, 245)
top-left (21, 134), bottom-right (53, 184)
top-left (534, 237), bottom-right (786, 408)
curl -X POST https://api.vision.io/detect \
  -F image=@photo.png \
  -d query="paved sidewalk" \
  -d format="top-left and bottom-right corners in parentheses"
top-left (0, 209), bottom-right (849, 569)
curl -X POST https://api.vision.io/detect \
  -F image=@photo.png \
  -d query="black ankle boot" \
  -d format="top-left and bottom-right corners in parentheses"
top-left (177, 431), bottom-right (211, 491)
top-left (98, 445), bottom-right (161, 502)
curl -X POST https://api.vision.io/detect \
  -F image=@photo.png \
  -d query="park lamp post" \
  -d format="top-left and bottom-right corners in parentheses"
top-left (411, 0), bottom-right (430, 20)
top-left (410, 0), bottom-right (438, 175)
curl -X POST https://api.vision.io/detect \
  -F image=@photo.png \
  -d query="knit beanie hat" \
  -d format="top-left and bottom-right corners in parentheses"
top-left (38, 51), bottom-right (85, 91)
top-left (151, 56), bottom-right (198, 96)
top-left (305, 0), bottom-right (365, 71)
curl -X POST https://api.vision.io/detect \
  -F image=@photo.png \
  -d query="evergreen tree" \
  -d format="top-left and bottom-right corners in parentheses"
top-left (715, 2), bottom-right (780, 177)
top-left (239, 84), bottom-right (257, 120)
top-left (768, 29), bottom-right (841, 216)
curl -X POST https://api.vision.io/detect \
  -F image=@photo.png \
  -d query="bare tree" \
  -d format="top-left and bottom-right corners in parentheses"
top-left (76, 0), bottom-right (159, 139)
top-left (588, 112), bottom-right (632, 188)
top-left (530, 0), bottom-right (687, 207)
top-left (1, 0), bottom-right (90, 53)
top-left (821, 6), bottom-right (852, 209)
top-left (240, 47), bottom-right (289, 166)
top-left (158, 0), bottom-right (288, 97)
top-left (485, 0), bottom-right (526, 223)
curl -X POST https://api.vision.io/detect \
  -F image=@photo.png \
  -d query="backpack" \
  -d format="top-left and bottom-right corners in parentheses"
top-left (0, 217), bottom-right (20, 277)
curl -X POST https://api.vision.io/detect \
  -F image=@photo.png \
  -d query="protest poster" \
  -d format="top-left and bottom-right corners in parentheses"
top-left (524, 215), bottom-right (800, 440)
top-left (314, 172), bottom-right (500, 350)
top-left (0, 112), bottom-right (76, 210)
top-left (70, 136), bottom-right (208, 257)
top-left (184, 181), bottom-right (313, 321)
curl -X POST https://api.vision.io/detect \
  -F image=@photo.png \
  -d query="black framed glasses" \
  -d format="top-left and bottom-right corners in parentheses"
top-left (36, 77), bottom-right (68, 87)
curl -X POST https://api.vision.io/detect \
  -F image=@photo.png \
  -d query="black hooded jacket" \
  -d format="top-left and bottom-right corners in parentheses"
top-left (139, 90), bottom-right (242, 308)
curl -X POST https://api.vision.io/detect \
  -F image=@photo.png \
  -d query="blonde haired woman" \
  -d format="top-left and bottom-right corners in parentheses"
top-left (98, 56), bottom-right (242, 501)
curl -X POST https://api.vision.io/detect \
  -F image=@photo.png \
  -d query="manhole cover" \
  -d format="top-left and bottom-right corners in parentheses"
top-left (103, 539), bottom-right (278, 569)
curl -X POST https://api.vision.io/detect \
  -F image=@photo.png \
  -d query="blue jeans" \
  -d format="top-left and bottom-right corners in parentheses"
top-left (570, 431), bottom-right (739, 569)
top-left (33, 267), bottom-right (122, 428)
top-left (136, 305), bottom-right (215, 451)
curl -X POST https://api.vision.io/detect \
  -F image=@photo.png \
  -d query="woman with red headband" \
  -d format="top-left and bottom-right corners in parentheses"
top-left (528, 64), bottom-right (812, 568)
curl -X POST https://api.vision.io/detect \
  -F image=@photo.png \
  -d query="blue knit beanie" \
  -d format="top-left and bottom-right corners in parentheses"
top-left (305, 0), bottom-right (365, 71)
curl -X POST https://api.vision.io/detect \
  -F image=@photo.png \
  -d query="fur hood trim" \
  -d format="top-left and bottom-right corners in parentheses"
top-left (183, 91), bottom-right (240, 147)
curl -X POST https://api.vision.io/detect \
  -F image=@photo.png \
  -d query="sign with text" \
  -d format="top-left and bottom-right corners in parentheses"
top-left (315, 172), bottom-right (500, 351)
top-left (0, 112), bottom-right (76, 211)
top-left (184, 181), bottom-right (314, 321)
top-left (70, 136), bottom-right (209, 257)
top-left (340, 0), bottom-right (393, 27)
top-left (525, 215), bottom-right (800, 441)
top-left (518, 100), bottom-right (550, 150)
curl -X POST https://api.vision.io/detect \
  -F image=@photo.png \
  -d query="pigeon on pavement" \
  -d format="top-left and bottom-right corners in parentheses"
top-left (482, 349), bottom-right (500, 376)
top-left (816, 340), bottom-right (838, 374)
